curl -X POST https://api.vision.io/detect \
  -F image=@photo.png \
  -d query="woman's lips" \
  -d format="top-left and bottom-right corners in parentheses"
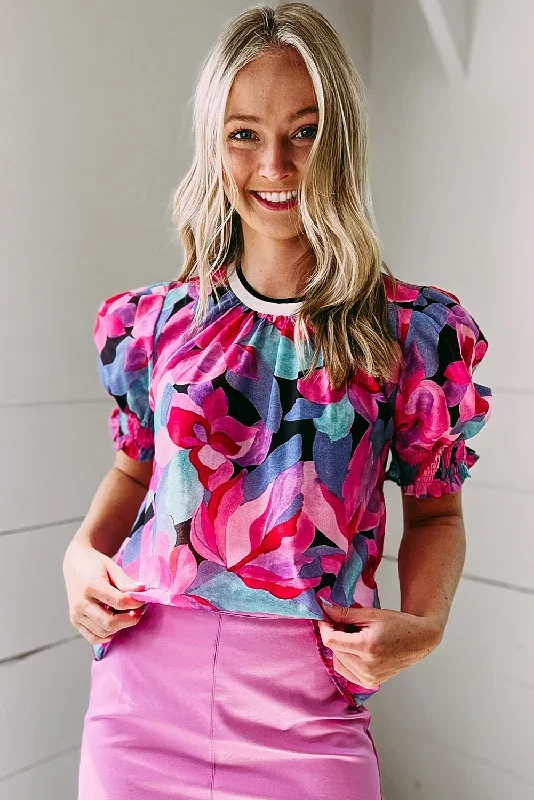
top-left (250, 191), bottom-right (298, 210)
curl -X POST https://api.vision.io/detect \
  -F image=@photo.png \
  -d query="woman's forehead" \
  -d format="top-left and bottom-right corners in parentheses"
top-left (226, 49), bottom-right (314, 108)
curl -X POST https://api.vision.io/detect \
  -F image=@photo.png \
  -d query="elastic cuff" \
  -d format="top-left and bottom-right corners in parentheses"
top-left (387, 439), bottom-right (479, 498)
top-left (108, 407), bottom-right (155, 462)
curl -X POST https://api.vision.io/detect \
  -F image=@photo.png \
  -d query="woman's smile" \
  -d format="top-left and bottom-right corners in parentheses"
top-left (249, 190), bottom-right (299, 211)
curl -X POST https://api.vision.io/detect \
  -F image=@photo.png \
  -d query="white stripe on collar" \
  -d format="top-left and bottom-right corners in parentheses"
top-left (227, 265), bottom-right (304, 317)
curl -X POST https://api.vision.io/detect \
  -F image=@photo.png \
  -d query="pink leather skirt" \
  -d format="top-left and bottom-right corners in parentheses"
top-left (78, 602), bottom-right (382, 799)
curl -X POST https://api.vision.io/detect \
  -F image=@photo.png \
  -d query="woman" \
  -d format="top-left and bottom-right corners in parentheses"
top-left (64, 4), bottom-right (492, 799)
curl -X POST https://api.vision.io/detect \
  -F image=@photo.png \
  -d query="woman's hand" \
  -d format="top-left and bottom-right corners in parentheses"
top-left (317, 600), bottom-right (444, 689)
top-left (62, 539), bottom-right (147, 647)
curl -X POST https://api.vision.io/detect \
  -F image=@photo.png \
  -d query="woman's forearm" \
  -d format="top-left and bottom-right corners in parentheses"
top-left (68, 466), bottom-right (149, 558)
top-left (397, 513), bottom-right (466, 638)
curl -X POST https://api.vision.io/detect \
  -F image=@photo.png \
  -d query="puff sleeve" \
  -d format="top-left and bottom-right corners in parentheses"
top-left (385, 287), bottom-right (493, 498)
top-left (93, 282), bottom-right (170, 461)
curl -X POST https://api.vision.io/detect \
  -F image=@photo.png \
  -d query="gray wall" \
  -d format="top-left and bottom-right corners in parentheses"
top-left (1, 1), bottom-right (529, 798)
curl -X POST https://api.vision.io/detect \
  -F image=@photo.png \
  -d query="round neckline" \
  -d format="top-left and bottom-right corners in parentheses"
top-left (236, 264), bottom-right (305, 304)
top-left (226, 263), bottom-right (304, 317)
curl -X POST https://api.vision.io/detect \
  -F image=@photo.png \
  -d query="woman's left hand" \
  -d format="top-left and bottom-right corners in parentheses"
top-left (317, 601), bottom-right (444, 689)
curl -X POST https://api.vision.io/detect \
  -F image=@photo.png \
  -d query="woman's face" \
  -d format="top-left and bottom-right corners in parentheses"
top-left (222, 48), bottom-right (318, 240)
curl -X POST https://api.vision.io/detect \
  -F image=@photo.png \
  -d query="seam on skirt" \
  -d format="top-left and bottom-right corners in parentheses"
top-left (209, 614), bottom-right (223, 799)
top-left (309, 619), bottom-right (361, 710)
top-left (365, 723), bottom-right (383, 794)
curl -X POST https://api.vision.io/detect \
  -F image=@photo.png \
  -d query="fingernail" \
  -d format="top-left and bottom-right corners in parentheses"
top-left (319, 597), bottom-right (333, 607)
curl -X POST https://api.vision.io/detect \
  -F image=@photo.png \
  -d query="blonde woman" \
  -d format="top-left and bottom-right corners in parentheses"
top-left (65, 4), bottom-right (492, 798)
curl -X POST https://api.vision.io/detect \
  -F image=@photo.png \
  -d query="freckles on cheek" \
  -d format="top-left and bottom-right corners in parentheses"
top-left (229, 149), bottom-right (255, 179)
top-left (224, 150), bottom-right (255, 202)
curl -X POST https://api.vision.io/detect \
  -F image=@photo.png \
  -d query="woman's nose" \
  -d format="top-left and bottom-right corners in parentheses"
top-left (258, 143), bottom-right (295, 182)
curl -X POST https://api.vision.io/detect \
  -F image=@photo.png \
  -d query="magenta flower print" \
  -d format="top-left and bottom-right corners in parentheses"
top-left (189, 463), bottom-right (319, 600)
top-left (123, 515), bottom-right (199, 604)
top-left (347, 369), bottom-right (385, 425)
top-left (93, 283), bottom-right (170, 462)
top-left (148, 532), bottom-right (198, 604)
top-left (162, 305), bottom-right (256, 386)
top-left (167, 386), bottom-right (265, 491)
top-left (443, 315), bottom-right (490, 424)
top-left (395, 372), bottom-right (452, 454)
top-left (385, 279), bottom-right (492, 498)
top-left (297, 366), bottom-right (346, 405)
top-left (94, 290), bottom-right (166, 367)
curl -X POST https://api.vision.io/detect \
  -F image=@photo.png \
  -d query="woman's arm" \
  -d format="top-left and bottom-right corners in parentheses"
top-left (397, 491), bottom-right (466, 639)
top-left (67, 451), bottom-right (153, 559)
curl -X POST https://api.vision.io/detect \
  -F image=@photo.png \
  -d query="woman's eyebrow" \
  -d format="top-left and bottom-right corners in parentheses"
top-left (225, 106), bottom-right (318, 125)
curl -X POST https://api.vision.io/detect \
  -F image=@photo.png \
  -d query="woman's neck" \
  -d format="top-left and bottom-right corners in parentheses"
top-left (235, 250), bottom-right (310, 301)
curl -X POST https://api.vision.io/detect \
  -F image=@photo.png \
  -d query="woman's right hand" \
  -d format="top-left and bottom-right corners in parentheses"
top-left (62, 539), bottom-right (147, 647)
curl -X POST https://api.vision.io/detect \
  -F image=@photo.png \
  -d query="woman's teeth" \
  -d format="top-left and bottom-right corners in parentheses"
top-left (254, 190), bottom-right (298, 203)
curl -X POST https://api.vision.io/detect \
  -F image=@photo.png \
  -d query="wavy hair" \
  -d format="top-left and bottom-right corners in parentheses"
top-left (171, 2), bottom-right (401, 389)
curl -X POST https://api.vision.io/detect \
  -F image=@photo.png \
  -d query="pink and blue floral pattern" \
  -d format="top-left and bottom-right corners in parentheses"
top-left (92, 266), bottom-right (492, 708)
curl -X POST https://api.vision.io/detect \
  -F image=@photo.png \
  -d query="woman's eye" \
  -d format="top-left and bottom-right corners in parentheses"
top-left (229, 129), bottom-right (255, 141)
top-left (228, 125), bottom-right (317, 141)
top-left (295, 125), bottom-right (317, 139)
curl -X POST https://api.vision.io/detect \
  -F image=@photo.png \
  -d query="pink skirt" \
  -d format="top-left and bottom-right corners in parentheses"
top-left (78, 602), bottom-right (382, 799)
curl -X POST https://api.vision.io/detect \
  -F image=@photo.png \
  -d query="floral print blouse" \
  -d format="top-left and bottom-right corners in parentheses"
top-left (91, 262), bottom-right (492, 708)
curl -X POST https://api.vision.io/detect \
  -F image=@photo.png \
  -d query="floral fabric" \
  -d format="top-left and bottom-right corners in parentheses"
top-left (92, 265), bottom-right (492, 708)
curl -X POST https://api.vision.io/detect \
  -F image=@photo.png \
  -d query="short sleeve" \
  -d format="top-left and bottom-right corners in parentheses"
top-left (93, 282), bottom-right (170, 461)
top-left (385, 288), bottom-right (493, 498)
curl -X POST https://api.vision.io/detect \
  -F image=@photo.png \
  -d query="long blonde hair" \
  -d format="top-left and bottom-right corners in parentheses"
top-left (171, 2), bottom-right (401, 389)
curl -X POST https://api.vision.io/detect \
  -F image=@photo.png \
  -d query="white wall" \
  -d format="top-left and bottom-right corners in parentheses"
top-left (357, 1), bottom-right (533, 798)
top-left (2, 1), bottom-right (529, 799)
